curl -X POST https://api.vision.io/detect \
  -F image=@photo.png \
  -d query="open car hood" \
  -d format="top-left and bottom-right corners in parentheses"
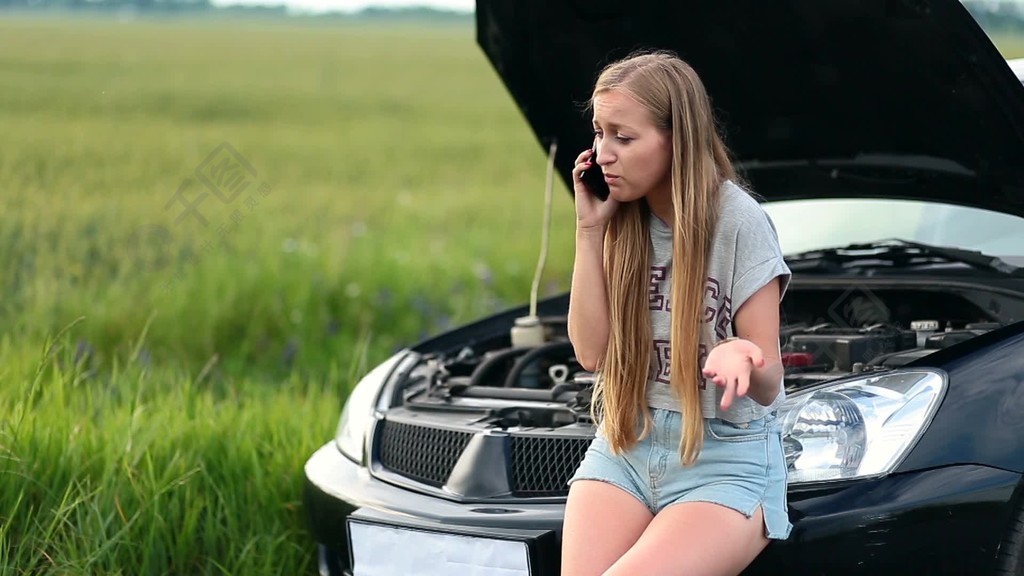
top-left (476, 0), bottom-right (1024, 218)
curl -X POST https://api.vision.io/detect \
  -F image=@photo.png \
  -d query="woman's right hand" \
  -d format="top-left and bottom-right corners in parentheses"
top-left (571, 148), bottom-right (620, 234)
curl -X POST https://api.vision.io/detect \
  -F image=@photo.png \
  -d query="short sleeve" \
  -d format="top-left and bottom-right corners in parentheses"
top-left (731, 203), bottom-right (791, 313)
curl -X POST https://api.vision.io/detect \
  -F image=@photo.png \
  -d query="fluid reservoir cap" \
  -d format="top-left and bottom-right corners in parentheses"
top-left (511, 315), bottom-right (546, 347)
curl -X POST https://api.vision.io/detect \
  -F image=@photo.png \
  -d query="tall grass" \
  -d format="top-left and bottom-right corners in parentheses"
top-left (2, 14), bottom-right (1023, 575)
top-left (1, 319), bottom-right (345, 574)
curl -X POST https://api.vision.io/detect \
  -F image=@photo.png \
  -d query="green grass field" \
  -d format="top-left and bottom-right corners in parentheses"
top-left (0, 16), bottom-right (578, 575)
top-left (2, 15), bottom-right (1024, 575)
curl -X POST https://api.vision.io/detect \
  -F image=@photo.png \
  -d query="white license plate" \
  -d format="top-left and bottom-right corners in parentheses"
top-left (348, 519), bottom-right (532, 576)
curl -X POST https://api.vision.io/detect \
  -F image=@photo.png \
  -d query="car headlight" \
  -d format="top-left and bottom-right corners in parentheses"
top-left (779, 368), bottom-right (947, 485)
top-left (335, 352), bottom-right (405, 464)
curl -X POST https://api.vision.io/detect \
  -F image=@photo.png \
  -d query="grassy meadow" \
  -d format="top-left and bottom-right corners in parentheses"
top-left (0, 16), bottom-right (578, 575)
top-left (2, 14), bottom-right (1024, 575)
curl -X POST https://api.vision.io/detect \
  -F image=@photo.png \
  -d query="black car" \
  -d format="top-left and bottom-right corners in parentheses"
top-left (304, 2), bottom-right (1024, 574)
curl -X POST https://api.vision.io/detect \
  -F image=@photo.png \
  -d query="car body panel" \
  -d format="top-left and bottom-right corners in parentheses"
top-left (476, 0), bottom-right (1024, 217)
top-left (749, 465), bottom-right (1021, 574)
top-left (899, 320), bottom-right (1024, 473)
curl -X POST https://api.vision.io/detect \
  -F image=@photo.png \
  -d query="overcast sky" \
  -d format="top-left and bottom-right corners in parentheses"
top-left (210, 0), bottom-right (474, 13)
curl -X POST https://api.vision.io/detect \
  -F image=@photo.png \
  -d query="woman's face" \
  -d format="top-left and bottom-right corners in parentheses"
top-left (591, 89), bottom-right (672, 205)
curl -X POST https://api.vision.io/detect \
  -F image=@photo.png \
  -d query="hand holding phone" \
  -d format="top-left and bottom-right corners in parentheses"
top-left (573, 146), bottom-right (619, 232)
top-left (579, 147), bottom-right (610, 201)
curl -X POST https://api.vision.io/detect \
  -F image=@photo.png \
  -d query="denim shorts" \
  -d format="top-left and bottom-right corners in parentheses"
top-left (567, 407), bottom-right (792, 540)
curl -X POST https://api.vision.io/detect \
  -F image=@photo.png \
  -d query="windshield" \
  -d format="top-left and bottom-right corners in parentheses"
top-left (762, 199), bottom-right (1024, 260)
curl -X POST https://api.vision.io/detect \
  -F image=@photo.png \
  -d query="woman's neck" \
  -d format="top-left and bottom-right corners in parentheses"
top-left (645, 185), bottom-right (674, 228)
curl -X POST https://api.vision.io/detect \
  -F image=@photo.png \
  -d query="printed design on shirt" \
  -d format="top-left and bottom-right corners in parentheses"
top-left (703, 276), bottom-right (733, 340)
top-left (649, 265), bottom-right (671, 311)
top-left (649, 272), bottom-right (731, 390)
top-left (652, 341), bottom-right (710, 390)
top-left (653, 339), bottom-right (671, 384)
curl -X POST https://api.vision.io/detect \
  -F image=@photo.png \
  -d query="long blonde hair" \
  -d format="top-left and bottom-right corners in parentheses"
top-left (590, 50), bottom-right (737, 465)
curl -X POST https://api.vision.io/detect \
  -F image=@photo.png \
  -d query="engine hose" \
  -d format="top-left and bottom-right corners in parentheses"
top-left (503, 340), bottom-right (576, 388)
top-left (467, 346), bottom-right (530, 388)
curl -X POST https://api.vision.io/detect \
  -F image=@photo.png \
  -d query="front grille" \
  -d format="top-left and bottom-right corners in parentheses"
top-left (510, 436), bottom-right (592, 497)
top-left (378, 420), bottom-right (473, 487)
top-left (377, 418), bottom-right (594, 497)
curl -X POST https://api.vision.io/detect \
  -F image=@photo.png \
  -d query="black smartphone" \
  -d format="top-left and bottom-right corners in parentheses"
top-left (580, 147), bottom-right (610, 201)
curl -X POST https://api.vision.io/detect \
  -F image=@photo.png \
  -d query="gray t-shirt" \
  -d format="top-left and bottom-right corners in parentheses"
top-left (645, 179), bottom-right (792, 423)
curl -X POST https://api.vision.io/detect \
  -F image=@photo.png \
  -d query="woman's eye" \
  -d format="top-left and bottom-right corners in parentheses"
top-left (615, 136), bottom-right (632, 144)
top-left (593, 130), bottom-right (603, 139)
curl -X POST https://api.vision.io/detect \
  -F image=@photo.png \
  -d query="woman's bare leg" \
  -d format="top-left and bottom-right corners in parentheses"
top-left (602, 502), bottom-right (769, 576)
top-left (560, 480), bottom-right (654, 576)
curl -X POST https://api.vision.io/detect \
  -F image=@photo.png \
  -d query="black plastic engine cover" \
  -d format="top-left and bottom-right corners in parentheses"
top-left (785, 330), bottom-right (916, 371)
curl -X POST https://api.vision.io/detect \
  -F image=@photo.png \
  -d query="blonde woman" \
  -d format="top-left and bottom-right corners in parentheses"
top-left (564, 50), bottom-right (793, 576)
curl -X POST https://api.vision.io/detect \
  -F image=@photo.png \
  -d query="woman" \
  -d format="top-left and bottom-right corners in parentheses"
top-left (563, 50), bottom-right (793, 576)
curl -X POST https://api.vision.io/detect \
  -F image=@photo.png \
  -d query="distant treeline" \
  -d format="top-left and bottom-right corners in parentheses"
top-left (1, 0), bottom-right (219, 10)
top-left (0, 0), bottom-right (472, 20)
top-left (0, 0), bottom-right (1020, 29)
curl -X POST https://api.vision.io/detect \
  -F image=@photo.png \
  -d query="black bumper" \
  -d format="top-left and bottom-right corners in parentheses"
top-left (304, 441), bottom-right (1022, 575)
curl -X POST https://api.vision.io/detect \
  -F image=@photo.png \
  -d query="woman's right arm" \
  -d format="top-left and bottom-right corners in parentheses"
top-left (567, 147), bottom-right (619, 372)
top-left (568, 226), bottom-right (610, 371)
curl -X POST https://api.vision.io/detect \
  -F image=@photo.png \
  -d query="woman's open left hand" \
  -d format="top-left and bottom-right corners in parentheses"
top-left (702, 338), bottom-right (766, 410)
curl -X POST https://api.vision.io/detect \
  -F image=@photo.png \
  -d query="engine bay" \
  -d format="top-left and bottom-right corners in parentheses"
top-left (393, 283), bottom-right (1023, 431)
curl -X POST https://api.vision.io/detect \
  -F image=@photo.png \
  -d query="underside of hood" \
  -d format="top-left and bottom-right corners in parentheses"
top-left (476, 0), bottom-right (1024, 218)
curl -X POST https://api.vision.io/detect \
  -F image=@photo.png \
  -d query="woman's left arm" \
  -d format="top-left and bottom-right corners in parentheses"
top-left (702, 276), bottom-right (785, 410)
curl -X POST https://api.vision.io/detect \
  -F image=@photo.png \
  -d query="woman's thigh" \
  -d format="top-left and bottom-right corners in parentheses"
top-left (602, 501), bottom-right (768, 576)
top-left (560, 479), bottom-right (654, 576)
